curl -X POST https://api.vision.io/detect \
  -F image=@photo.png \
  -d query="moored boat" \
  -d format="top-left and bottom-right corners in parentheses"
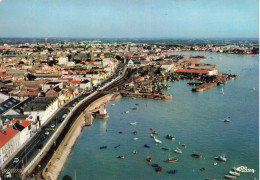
top-left (100, 146), bottom-right (107, 149)
top-left (167, 170), bottom-right (178, 174)
top-left (154, 138), bottom-right (162, 144)
top-left (133, 137), bottom-right (139, 141)
top-left (165, 158), bottom-right (178, 162)
top-left (130, 122), bottom-right (137, 125)
top-left (161, 147), bottom-right (170, 150)
top-left (155, 167), bottom-right (162, 172)
top-left (117, 156), bottom-right (124, 159)
top-left (133, 130), bottom-right (137, 134)
top-left (132, 107), bottom-right (138, 110)
top-left (133, 150), bottom-right (137, 154)
top-left (224, 175), bottom-right (237, 179)
top-left (228, 171), bottom-right (240, 176)
top-left (215, 154), bottom-right (227, 162)
top-left (174, 146), bottom-right (182, 154)
top-left (166, 134), bottom-right (175, 140)
top-left (192, 152), bottom-right (202, 158)
top-left (114, 144), bottom-right (120, 148)
top-left (146, 156), bottom-right (152, 163)
top-left (144, 144), bottom-right (150, 148)
top-left (151, 164), bottom-right (159, 168)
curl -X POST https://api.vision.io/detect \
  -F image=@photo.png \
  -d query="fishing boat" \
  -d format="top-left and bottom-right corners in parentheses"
top-left (166, 134), bottom-right (175, 140)
top-left (192, 152), bottom-right (202, 158)
top-left (130, 122), bottom-right (136, 125)
top-left (161, 147), bottom-right (170, 150)
top-left (144, 144), bottom-right (150, 148)
top-left (154, 137), bottom-right (162, 144)
top-left (117, 156), bottom-right (124, 159)
top-left (114, 144), bottom-right (120, 148)
top-left (133, 137), bottom-right (139, 141)
top-left (146, 156), bottom-right (152, 163)
top-left (174, 147), bottom-right (182, 154)
top-left (167, 170), bottom-right (178, 174)
top-left (155, 167), bottom-right (162, 172)
top-left (132, 150), bottom-right (137, 154)
top-left (224, 175), bottom-right (237, 179)
top-left (100, 146), bottom-right (107, 149)
top-left (229, 171), bottom-right (240, 176)
top-left (215, 154), bottom-right (227, 162)
top-left (151, 164), bottom-right (159, 168)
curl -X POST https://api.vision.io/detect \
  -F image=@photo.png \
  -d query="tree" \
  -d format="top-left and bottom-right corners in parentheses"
top-left (27, 73), bottom-right (37, 81)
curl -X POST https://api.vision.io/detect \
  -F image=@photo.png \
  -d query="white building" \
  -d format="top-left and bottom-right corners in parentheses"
top-left (58, 57), bottom-right (68, 65)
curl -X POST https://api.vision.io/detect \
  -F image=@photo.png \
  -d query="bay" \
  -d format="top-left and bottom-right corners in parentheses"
top-left (59, 52), bottom-right (259, 180)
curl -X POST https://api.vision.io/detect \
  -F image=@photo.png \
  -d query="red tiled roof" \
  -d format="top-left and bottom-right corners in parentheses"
top-left (176, 69), bottom-right (209, 74)
top-left (0, 73), bottom-right (7, 78)
top-left (71, 80), bottom-right (81, 84)
top-left (0, 128), bottom-right (19, 148)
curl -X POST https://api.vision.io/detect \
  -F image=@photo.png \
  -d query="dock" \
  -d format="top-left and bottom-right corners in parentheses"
top-left (192, 82), bottom-right (218, 92)
top-left (120, 91), bottom-right (172, 100)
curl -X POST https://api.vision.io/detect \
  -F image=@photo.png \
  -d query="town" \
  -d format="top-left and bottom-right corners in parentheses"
top-left (0, 38), bottom-right (258, 179)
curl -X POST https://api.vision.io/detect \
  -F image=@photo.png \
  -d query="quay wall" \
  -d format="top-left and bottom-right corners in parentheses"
top-left (120, 92), bottom-right (172, 100)
top-left (42, 94), bottom-right (113, 180)
top-left (192, 82), bottom-right (218, 92)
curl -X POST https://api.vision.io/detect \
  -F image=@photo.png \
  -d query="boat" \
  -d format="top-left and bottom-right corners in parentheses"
top-left (114, 144), bottom-right (120, 148)
top-left (166, 134), bottom-right (175, 140)
top-left (100, 146), bottom-right (107, 149)
top-left (135, 103), bottom-right (139, 106)
top-left (213, 162), bottom-right (217, 165)
top-left (221, 87), bottom-right (224, 95)
top-left (167, 170), bottom-right (178, 174)
top-left (224, 117), bottom-right (231, 122)
top-left (152, 131), bottom-right (158, 135)
top-left (133, 137), bottom-right (139, 141)
top-left (151, 164), bottom-right (159, 168)
top-left (130, 122), bottom-right (136, 125)
top-left (132, 107), bottom-right (138, 110)
top-left (165, 158), bottom-right (178, 162)
top-left (146, 156), bottom-right (152, 163)
top-left (161, 147), bottom-right (170, 150)
top-left (233, 166), bottom-right (255, 173)
top-left (182, 144), bottom-right (186, 147)
top-left (118, 131), bottom-right (123, 134)
top-left (117, 156), bottom-right (124, 159)
top-left (205, 178), bottom-right (215, 180)
top-left (144, 144), bottom-right (150, 148)
top-left (174, 147), bottom-right (182, 154)
top-left (133, 130), bottom-right (137, 134)
top-left (224, 175), bottom-right (237, 179)
top-left (200, 168), bottom-right (205, 171)
top-left (192, 152), bottom-right (202, 158)
top-left (215, 154), bottom-right (227, 162)
top-left (111, 104), bottom-right (115, 106)
top-left (154, 137), bottom-right (162, 144)
top-left (155, 167), bottom-right (162, 172)
top-left (229, 171), bottom-right (240, 176)
top-left (132, 150), bottom-right (137, 154)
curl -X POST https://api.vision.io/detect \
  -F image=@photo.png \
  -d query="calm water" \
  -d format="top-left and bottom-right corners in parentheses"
top-left (59, 53), bottom-right (259, 180)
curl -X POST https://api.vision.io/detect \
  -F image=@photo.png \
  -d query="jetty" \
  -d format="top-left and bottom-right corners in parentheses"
top-left (192, 82), bottom-right (218, 92)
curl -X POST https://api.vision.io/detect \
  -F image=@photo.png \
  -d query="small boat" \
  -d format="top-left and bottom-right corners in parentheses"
top-left (125, 111), bottom-right (130, 113)
top-left (215, 154), bottom-right (227, 162)
top-left (135, 103), bottom-right (139, 106)
top-left (100, 146), bottom-right (107, 149)
top-left (144, 144), bottom-right (150, 148)
top-left (233, 166), bottom-right (255, 173)
top-left (166, 134), bottom-right (175, 140)
top-left (165, 158), bottom-right (178, 162)
top-left (133, 137), bottom-right (139, 141)
top-left (174, 147), bottom-right (182, 154)
top-left (155, 167), bottom-right (162, 172)
top-left (161, 147), bottom-right (170, 150)
top-left (224, 117), bottom-right (231, 122)
top-left (118, 131), bottom-right (123, 134)
top-left (152, 131), bottom-right (158, 135)
top-left (111, 104), bottom-right (115, 106)
top-left (132, 107), bottom-right (138, 110)
top-left (133, 150), bottom-right (137, 154)
top-left (221, 87), bottom-right (224, 95)
top-left (192, 152), bottom-right (202, 158)
top-left (224, 175), bottom-right (237, 179)
top-left (114, 144), bottom-right (120, 148)
top-left (154, 138), bottom-right (162, 144)
top-left (130, 122), bottom-right (136, 125)
top-left (200, 168), bottom-right (205, 171)
top-left (150, 128), bottom-right (154, 131)
top-left (146, 156), bottom-right (152, 163)
top-left (151, 164), bottom-right (159, 168)
top-left (167, 170), bottom-right (178, 174)
top-left (229, 171), bottom-right (240, 176)
top-left (182, 144), bottom-right (186, 147)
top-left (150, 134), bottom-right (155, 138)
top-left (213, 162), bottom-right (217, 165)
top-left (133, 130), bottom-right (137, 134)
top-left (205, 178), bottom-right (215, 180)
top-left (117, 156), bottom-right (124, 159)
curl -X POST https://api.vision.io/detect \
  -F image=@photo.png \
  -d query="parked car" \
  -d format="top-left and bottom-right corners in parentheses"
top-left (6, 172), bottom-right (11, 178)
top-left (13, 157), bottom-right (19, 164)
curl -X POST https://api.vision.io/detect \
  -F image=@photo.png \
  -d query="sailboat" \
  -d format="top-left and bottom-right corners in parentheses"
top-left (165, 151), bottom-right (178, 162)
top-left (174, 146), bottom-right (182, 154)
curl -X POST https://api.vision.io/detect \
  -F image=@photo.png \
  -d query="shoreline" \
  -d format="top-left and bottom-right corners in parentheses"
top-left (42, 94), bottom-right (114, 180)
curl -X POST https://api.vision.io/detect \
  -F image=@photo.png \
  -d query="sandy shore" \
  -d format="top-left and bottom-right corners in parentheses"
top-left (42, 94), bottom-right (113, 180)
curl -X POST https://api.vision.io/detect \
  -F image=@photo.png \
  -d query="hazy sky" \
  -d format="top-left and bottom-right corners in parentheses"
top-left (0, 0), bottom-right (258, 39)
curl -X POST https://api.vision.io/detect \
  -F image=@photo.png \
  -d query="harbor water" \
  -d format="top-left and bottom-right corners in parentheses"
top-left (59, 53), bottom-right (259, 180)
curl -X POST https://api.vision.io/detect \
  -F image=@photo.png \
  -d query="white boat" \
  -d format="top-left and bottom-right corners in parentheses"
top-left (229, 171), bottom-right (240, 176)
top-left (150, 134), bottom-right (155, 138)
top-left (154, 137), bottom-right (162, 144)
top-left (215, 154), bottom-right (227, 162)
top-left (133, 150), bottom-right (137, 154)
top-left (224, 175), bottom-right (237, 179)
top-left (130, 122), bottom-right (136, 125)
top-left (222, 87), bottom-right (224, 95)
top-left (174, 146), bottom-right (182, 154)
top-left (126, 111), bottom-right (130, 113)
top-left (133, 137), bottom-right (139, 141)
top-left (234, 166), bottom-right (255, 173)
top-left (111, 104), bottom-right (115, 106)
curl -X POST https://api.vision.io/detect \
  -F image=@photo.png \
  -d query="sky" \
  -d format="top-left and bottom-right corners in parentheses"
top-left (0, 0), bottom-right (259, 39)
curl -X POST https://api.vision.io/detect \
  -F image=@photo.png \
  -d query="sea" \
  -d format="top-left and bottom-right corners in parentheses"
top-left (59, 52), bottom-right (259, 180)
